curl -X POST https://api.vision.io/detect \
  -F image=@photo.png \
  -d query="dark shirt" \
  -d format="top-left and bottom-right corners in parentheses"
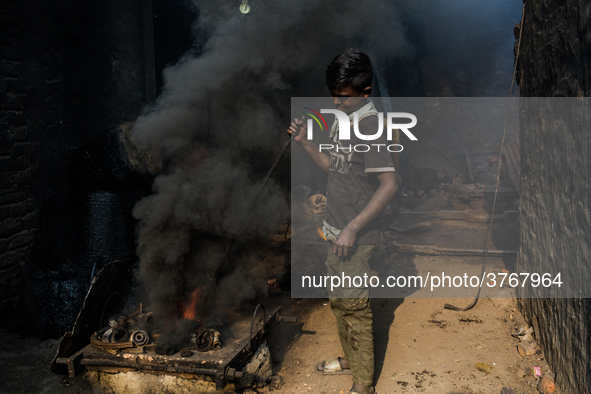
top-left (326, 112), bottom-right (395, 244)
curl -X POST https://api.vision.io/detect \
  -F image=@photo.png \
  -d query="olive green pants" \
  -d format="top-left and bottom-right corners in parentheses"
top-left (326, 244), bottom-right (375, 386)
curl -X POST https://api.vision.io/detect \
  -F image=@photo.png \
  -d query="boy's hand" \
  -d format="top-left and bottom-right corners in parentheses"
top-left (288, 117), bottom-right (307, 145)
top-left (333, 226), bottom-right (357, 257)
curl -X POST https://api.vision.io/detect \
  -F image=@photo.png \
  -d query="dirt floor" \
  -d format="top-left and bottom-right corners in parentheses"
top-left (0, 294), bottom-right (552, 394)
top-left (0, 193), bottom-right (554, 394)
top-left (268, 295), bottom-right (552, 394)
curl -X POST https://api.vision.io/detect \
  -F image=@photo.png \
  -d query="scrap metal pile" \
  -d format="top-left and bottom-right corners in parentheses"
top-left (90, 308), bottom-right (222, 356)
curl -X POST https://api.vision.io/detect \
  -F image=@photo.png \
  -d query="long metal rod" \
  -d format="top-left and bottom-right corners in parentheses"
top-left (218, 124), bottom-right (298, 279)
top-left (395, 244), bottom-right (518, 256)
top-left (253, 115), bottom-right (303, 202)
top-left (253, 136), bottom-right (292, 203)
top-left (431, 143), bottom-right (480, 188)
top-left (81, 359), bottom-right (218, 376)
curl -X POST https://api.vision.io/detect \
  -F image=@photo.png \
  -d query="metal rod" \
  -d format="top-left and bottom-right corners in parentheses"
top-left (221, 137), bottom-right (292, 260)
top-left (430, 143), bottom-right (480, 188)
top-left (247, 304), bottom-right (266, 351)
top-left (255, 137), bottom-right (292, 201)
top-left (81, 359), bottom-right (218, 376)
top-left (437, 247), bottom-right (517, 255)
top-left (218, 117), bottom-right (301, 273)
top-left (252, 115), bottom-right (303, 209)
top-left (395, 242), bottom-right (517, 256)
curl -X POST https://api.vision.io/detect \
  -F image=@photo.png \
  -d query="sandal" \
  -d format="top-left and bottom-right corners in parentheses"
top-left (348, 385), bottom-right (376, 394)
top-left (314, 357), bottom-right (352, 375)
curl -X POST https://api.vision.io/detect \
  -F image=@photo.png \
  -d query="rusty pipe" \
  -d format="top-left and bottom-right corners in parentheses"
top-left (81, 359), bottom-right (217, 376)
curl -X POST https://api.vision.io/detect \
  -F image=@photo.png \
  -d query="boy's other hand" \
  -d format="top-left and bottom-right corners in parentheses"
top-left (332, 226), bottom-right (357, 257)
top-left (288, 117), bottom-right (307, 145)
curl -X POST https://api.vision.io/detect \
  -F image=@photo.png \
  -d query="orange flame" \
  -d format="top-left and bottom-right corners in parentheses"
top-left (317, 227), bottom-right (327, 241)
top-left (182, 289), bottom-right (200, 320)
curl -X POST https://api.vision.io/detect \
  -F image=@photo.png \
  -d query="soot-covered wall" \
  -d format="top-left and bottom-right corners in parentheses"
top-left (0, 0), bottom-right (150, 336)
top-left (517, 0), bottom-right (591, 393)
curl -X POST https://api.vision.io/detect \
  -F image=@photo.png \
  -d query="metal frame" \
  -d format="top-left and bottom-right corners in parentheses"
top-left (56, 306), bottom-right (284, 390)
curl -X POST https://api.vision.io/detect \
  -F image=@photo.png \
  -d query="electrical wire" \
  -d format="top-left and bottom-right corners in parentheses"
top-left (444, 3), bottom-right (525, 312)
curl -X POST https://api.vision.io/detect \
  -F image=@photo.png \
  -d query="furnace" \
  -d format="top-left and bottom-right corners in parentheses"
top-left (56, 304), bottom-right (295, 390)
top-left (51, 261), bottom-right (295, 391)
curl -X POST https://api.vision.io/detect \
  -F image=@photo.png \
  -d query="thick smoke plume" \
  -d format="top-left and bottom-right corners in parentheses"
top-left (131, 0), bottom-right (411, 326)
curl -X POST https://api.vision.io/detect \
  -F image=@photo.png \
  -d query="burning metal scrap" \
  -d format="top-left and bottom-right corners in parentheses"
top-left (55, 305), bottom-right (291, 391)
top-left (193, 328), bottom-right (222, 352)
top-left (89, 306), bottom-right (226, 358)
top-left (131, 330), bottom-right (149, 347)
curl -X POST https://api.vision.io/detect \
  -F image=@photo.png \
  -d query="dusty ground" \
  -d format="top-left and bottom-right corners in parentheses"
top-left (268, 295), bottom-right (552, 394)
top-left (0, 332), bottom-right (91, 394)
top-left (0, 293), bottom-right (552, 394)
top-left (0, 193), bottom-right (554, 394)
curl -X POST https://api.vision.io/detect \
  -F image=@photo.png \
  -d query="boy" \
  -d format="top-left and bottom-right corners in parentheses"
top-left (289, 49), bottom-right (397, 394)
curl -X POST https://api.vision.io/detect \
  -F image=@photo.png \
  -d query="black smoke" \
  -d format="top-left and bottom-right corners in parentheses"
top-left (131, 0), bottom-right (412, 326)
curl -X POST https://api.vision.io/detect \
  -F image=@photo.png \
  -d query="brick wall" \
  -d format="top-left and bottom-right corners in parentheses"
top-left (0, 0), bottom-right (148, 336)
top-left (517, 0), bottom-right (591, 393)
top-left (0, 0), bottom-right (36, 330)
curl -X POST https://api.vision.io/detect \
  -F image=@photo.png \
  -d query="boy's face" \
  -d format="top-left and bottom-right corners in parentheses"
top-left (330, 85), bottom-right (371, 115)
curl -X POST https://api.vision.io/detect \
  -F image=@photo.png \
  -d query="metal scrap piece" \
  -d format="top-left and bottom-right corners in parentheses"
top-left (131, 330), bottom-right (150, 347)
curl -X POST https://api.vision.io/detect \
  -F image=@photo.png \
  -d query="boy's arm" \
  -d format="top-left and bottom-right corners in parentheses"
top-left (288, 118), bottom-right (330, 174)
top-left (333, 172), bottom-right (398, 256)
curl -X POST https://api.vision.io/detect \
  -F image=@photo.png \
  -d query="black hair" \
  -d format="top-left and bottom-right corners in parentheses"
top-left (325, 49), bottom-right (373, 93)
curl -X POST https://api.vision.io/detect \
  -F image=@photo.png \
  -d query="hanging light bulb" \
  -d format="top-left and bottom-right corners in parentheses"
top-left (239, 0), bottom-right (250, 14)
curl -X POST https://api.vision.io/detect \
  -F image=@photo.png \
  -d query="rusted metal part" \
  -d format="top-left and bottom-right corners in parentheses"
top-left (276, 314), bottom-right (297, 324)
top-left (130, 330), bottom-right (150, 347)
top-left (400, 210), bottom-right (518, 223)
top-left (195, 328), bottom-right (222, 352)
top-left (55, 349), bottom-right (85, 378)
top-left (217, 305), bottom-right (280, 389)
top-left (389, 221), bottom-right (432, 234)
top-left (90, 333), bottom-right (134, 349)
top-left (444, 183), bottom-right (519, 198)
top-left (155, 344), bottom-right (177, 356)
top-left (81, 359), bottom-right (218, 376)
top-left (247, 304), bottom-right (266, 352)
top-left (51, 261), bottom-right (133, 374)
top-left (392, 241), bottom-right (518, 256)
top-left (56, 306), bottom-right (283, 391)
top-left (225, 368), bottom-right (244, 380)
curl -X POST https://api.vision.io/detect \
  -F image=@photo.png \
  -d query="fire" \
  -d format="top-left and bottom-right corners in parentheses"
top-left (317, 227), bottom-right (327, 241)
top-left (181, 289), bottom-right (200, 320)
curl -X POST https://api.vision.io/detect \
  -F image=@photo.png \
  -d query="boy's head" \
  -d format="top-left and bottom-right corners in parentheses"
top-left (325, 49), bottom-right (373, 114)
